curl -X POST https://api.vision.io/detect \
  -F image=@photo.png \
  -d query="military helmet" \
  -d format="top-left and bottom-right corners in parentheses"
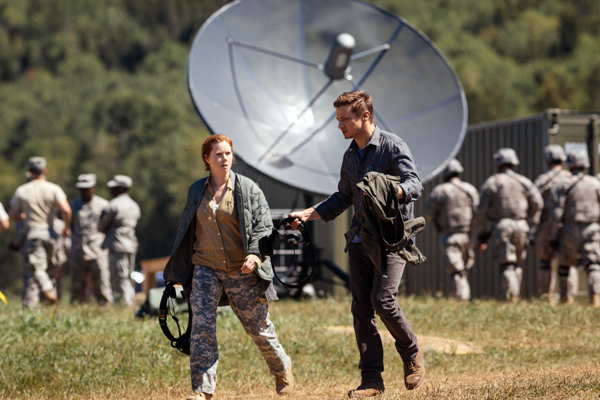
top-left (443, 158), bottom-right (464, 177)
top-left (565, 150), bottom-right (590, 168)
top-left (493, 148), bottom-right (520, 166)
top-left (543, 145), bottom-right (566, 162)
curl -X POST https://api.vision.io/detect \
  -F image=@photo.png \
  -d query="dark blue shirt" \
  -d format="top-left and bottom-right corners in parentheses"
top-left (315, 126), bottom-right (423, 247)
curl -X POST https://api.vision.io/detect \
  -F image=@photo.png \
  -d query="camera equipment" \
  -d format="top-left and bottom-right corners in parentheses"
top-left (158, 281), bottom-right (192, 356)
top-left (259, 217), bottom-right (315, 289)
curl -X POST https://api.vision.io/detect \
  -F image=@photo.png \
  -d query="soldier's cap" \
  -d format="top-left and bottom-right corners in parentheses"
top-left (443, 158), bottom-right (464, 177)
top-left (493, 148), bottom-right (520, 166)
top-left (107, 174), bottom-right (132, 188)
top-left (75, 174), bottom-right (97, 189)
top-left (543, 144), bottom-right (566, 162)
top-left (28, 156), bottom-right (47, 173)
top-left (565, 150), bottom-right (590, 168)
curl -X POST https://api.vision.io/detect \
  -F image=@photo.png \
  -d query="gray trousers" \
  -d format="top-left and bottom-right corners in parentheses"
top-left (109, 252), bottom-right (136, 305)
top-left (23, 230), bottom-right (56, 294)
top-left (189, 265), bottom-right (289, 395)
top-left (348, 242), bottom-right (419, 389)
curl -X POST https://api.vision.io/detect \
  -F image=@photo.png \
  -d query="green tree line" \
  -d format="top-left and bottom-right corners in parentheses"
top-left (1, 0), bottom-right (599, 294)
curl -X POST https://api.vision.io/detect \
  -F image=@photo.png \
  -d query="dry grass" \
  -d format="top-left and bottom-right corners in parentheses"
top-left (1, 296), bottom-right (599, 399)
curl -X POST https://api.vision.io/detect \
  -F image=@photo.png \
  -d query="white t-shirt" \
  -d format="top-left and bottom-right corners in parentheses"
top-left (10, 179), bottom-right (67, 230)
top-left (0, 202), bottom-right (8, 222)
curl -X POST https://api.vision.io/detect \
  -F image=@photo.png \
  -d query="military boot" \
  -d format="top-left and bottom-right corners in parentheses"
top-left (561, 296), bottom-right (575, 305)
top-left (404, 348), bottom-right (425, 390)
top-left (275, 359), bottom-right (294, 395)
top-left (185, 393), bottom-right (212, 400)
top-left (43, 290), bottom-right (58, 305)
top-left (592, 294), bottom-right (600, 308)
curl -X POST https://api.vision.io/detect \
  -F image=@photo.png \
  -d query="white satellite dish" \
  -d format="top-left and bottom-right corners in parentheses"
top-left (187, 0), bottom-right (467, 195)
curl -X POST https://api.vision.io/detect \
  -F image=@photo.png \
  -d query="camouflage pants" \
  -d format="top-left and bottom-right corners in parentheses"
top-left (189, 265), bottom-right (289, 395)
top-left (535, 220), bottom-right (556, 294)
top-left (22, 268), bottom-right (42, 308)
top-left (21, 252), bottom-right (60, 308)
top-left (501, 264), bottom-right (523, 298)
top-left (557, 223), bottom-right (600, 297)
top-left (109, 252), bottom-right (136, 305)
top-left (441, 233), bottom-right (473, 300)
top-left (23, 230), bottom-right (56, 294)
top-left (70, 251), bottom-right (113, 305)
top-left (491, 218), bottom-right (529, 265)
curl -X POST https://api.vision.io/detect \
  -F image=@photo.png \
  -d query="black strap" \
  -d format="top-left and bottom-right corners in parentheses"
top-left (268, 217), bottom-right (316, 289)
top-left (537, 168), bottom-right (563, 195)
top-left (158, 282), bottom-right (192, 355)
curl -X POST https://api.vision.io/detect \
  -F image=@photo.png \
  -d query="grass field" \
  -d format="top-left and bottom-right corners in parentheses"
top-left (1, 295), bottom-right (599, 399)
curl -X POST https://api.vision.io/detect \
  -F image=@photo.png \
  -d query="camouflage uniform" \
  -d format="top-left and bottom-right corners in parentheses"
top-left (190, 265), bottom-right (289, 395)
top-left (426, 159), bottom-right (479, 300)
top-left (549, 152), bottom-right (600, 304)
top-left (50, 218), bottom-right (70, 300)
top-left (70, 194), bottom-right (113, 304)
top-left (476, 149), bottom-right (543, 300)
top-left (534, 145), bottom-right (570, 296)
top-left (98, 179), bottom-right (141, 306)
top-left (10, 160), bottom-right (69, 306)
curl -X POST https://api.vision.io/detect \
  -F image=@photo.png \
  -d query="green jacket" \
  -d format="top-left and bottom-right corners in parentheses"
top-left (163, 172), bottom-right (274, 292)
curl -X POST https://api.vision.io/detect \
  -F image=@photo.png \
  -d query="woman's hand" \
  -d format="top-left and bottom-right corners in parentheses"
top-left (241, 258), bottom-right (257, 274)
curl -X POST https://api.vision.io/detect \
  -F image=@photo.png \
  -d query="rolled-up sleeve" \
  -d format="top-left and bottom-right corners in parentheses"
top-left (391, 139), bottom-right (423, 204)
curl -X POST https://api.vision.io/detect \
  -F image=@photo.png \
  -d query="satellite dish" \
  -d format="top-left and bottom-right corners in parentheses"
top-left (187, 0), bottom-right (467, 195)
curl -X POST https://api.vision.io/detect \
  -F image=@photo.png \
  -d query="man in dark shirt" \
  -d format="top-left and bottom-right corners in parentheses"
top-left (289, 91), bottom-right (425, 397)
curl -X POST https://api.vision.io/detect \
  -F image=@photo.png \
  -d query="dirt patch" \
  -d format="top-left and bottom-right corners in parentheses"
top-left (325, 325), bottom-right (484, 355)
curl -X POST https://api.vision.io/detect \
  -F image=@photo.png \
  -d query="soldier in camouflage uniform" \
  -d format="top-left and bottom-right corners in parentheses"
top-left (534, 145), bottom-right (571, 301)
top-left (426, 159), bottom-right (479, 300)
top-left (98, 175), bottom-right (141, 306)
top-left (8, 157), bottom-right (72, 306)
top-left (548, 151), bottom-right (600, 307)
top-left (70, 174), bottom-right (113, 305)
top-left (476, 148), bottom-right (543, 302)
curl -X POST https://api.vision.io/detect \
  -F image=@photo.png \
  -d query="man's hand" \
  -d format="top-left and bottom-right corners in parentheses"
top-left (62, 227), bottom-right (71, 237)
top-left (241, 258), bottom-right (257, 274)
top-left (477, 242), bottom-right (487, 252)
top-left (287, 207), bottom-right (320, 230)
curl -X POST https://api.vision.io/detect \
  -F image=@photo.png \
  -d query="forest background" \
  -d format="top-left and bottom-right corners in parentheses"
top-left (1, 0), bottom-right (600, 293)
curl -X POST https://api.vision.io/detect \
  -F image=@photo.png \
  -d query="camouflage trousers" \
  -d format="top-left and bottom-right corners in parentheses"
top-left (491, 218), bottom-right (529, 265)
top-left (441, 232), bottom-right (474, 300)
top-left (500, 264), bottom-right (523, 299)
top-left (70, 251), bottom-right (114, 305)
top-left (556, 223), bottom-right (600, 297)
top-left (109, 252), bottom-right (136, 305)
top-left (22, 230), bottom-right (57, 295)
top-left (21, 253), bottom-right (62, 308)
top-left (535, 220), bottom-right (556, 294)
top-left (189, 265), bottom-right (290, 395)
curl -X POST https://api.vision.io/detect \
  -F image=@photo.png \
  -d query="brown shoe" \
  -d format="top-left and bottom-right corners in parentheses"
top-left (276, 359), bottom-right (294, 395)
top-left (404, 348), bottom-right (425, 390)
top-left (347, 384), bottom-right (384, 398)
top-left (43, 290), bottom-right (58, 305)
top-left (185, 393), bottom-right (212, 400)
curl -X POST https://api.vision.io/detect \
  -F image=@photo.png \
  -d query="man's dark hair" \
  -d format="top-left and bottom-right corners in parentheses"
top-left (333, 91), bottom-right (374, 123)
